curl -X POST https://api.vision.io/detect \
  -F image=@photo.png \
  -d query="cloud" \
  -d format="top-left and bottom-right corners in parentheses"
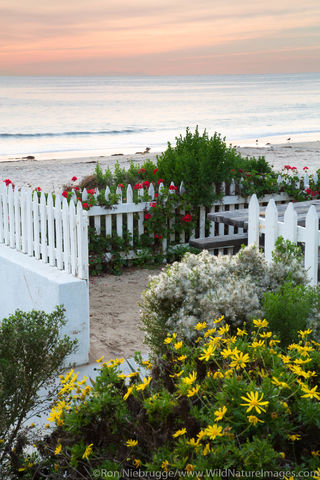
top-left (0, 0), bottom-right (319, 74)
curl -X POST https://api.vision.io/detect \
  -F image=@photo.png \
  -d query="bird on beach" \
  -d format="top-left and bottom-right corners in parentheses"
top-left (135, 147), bottom-right (151, 154)
top-left (287, 138), bottom-right (291, 142)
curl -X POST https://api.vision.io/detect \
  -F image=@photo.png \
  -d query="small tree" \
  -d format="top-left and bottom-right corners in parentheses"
top-left (0, 306), bottom-right (76, 470)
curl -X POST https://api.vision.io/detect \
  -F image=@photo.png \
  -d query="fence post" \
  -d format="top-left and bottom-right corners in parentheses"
top-left (47, 193), bottom-right (55, 266)
top-left (265, 199), bottom-right (278, 262)
top-left (26, 188), bottom-right (33, 256)
top-left (8, 184), bottom-right (15, 248)
top-left (14, 187), bottom-right (21, 251)
top-left (283, 203), bottom-right (297, 242)
top-left (62, 197), bottom-right (71, 273)
top-left (305, 205), bottom-right (318, 285)
top-left (55, 196), bottom-right (63, 269)
top-left (248, 194), bottom-right (260, 246)
top-left (116, 185), bottom-right (123, 237)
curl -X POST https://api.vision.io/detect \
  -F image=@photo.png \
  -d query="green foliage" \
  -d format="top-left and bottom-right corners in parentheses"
top-left (262, 281), bottom-right (320, 346)
top-left (157, 127), bottom-right (270, 207)
top-left (0, 307), bottom-right (76, 473)
top-left (19, 323), bottom-right (320, 477)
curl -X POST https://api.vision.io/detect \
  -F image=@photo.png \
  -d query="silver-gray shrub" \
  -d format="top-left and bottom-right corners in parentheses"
top-left (140, 245), bottom-right (308, 355)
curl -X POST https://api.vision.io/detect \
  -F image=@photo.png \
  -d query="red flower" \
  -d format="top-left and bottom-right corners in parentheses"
top-left (144, 213), bottom-right (151, 220)
top-left (134, 183), bottom-right (143, 190)
top-left (292, 167), bottom-right (297, 170)
top-left (154, 193), bottom-right (159, 198)
top-left (303, 166), bottom-right (309, 171)
top-left (74, 186), bottom-right (80, 191)
top-left (138, 168), bottom-right (146, 174)
top-left (35, 187), bottom-right (42, 192)
top-left (118, 183), bottom-right (124, 188)
top-left (284, 165), bottom-right (292, 170)
top-left (71, 176), bottom-right (77, 182)
top-left (142, 180), bottom-right (150, 188)
top-left (82, 202), bottom-right (91, 209)
top-left (154, 233), bottom-right (163, 239)
top-left (62, 191), bottom-right (68, 198)
top-left (238, 169), bottom-right (244, 174)
top-left (306, 188), bottom-right (315, 196)
top-left (87, 189), bottom-right (96, 195)
top-left (153, 168), bottom-right (159, 174)
top-left (182, 214), bottom-right (192, 223)
top-left (157, 179), bottom-right (164, 185)
top-left (245, 172), bottom-right (251, 177)
top-left (3, 179), bottom-right (12, 186)
top-left (150, 202), bottom-right (157, 208)
top-left (169, 185), bottom-right (177, 191)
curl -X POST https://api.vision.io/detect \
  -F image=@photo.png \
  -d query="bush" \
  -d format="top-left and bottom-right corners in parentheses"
top-left (157, 127), bottom-right (272, 207)
top-left (262, 281), bottom-right (320, 347)
top-left (0, 306), bottom-right (76, 473)
top-left (20, 322), bottom-right (320, 477)
top-left (140, 244), bottom-right (307, 356)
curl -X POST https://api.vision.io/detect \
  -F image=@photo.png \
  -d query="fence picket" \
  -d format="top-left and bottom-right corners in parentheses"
top-left (3, 185), bottom-right (9, 245)
top-left (283, 203), bottom-right (297, 242)
top-left (47, 193), bottom-right (55, 266)
top-left (33, 193), bottom-right (40, 259)
top-left (14, 188), bottom-right (21, 251)
top-left (62, 197), bottom-right (71, 273)
top-left (0, 185), bottom-right (3, 243)
top-left (116, 186), bottom-right (123, 237)
top-left (8, 185), bottom-right (15, 248)
top-left (69, 201), bottom-right (77, 276)
top-left (248, 194), bottom-right (260, 246)
top-left (305, 206), bottom-right (318, 285)
top-left (40, 192), bottom-right (47, 262)
top-left (77, 203), bottom-right (88, 279)
top-left (21, 188), bottom-right (27, 253)
top-left (26, 188), bottom-right (33, 256)
top-left (265, 199), bottom-right (278, 262)
top-left (127, 185), bottom-right (134, 245)
top-left (55, 196), bottom-right (63, 269)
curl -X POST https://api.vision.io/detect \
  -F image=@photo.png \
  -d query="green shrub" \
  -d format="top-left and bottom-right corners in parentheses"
top-left (157, 127), bottom-right (272, 207)
top-left (20, 322), bottom-right (320, 477)
top-left (262, 281), bottom-right (320, 347)
top-left (140, 244), bottom-right (307, 356)
top-left (0, 306), bottom-right (76, 472)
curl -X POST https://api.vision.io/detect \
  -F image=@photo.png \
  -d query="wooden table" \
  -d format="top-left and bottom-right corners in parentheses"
top-left (208, 199), bottom-right (320, 229)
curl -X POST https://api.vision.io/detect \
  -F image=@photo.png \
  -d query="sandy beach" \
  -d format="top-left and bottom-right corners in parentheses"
top-left (0, 141), bottom-right (319, 192)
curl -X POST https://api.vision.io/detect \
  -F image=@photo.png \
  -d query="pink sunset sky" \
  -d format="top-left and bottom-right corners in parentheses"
top-left (1, 0), bottom-right (319, 75)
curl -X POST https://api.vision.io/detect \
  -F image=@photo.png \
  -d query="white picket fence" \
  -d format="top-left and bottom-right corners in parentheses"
top-left (248, 194), bottom-right (320, 285)
top-left (0, 183), bottom-right (89, 280)
top-left (85, 180), bottom-right (290, 257)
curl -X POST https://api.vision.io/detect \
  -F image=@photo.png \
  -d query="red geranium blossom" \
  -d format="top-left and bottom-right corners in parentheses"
top-left (3, 179), bottom-right (12, 186)
top-left (182, 214), bottom-right (192, 223)
top-left (82, 202), bottom-right (91, 209)
top-left (153, 168), bottom-right (159, 174)
top-left (35, 187), bottom-right (42, 192)
top-left (154, 193), bottom-right (159, 198)
top-left (169, 185), bottom-right (178, 191)
top-left (62, 191), bottom-right (68, 198)
top-left (150, 202), bottom-right (157, 208)
top-left (292, 166), bottom-right (297, 170)
top-left (74, 186), bottom-right (80, 191)
top-left (134, 183), bottom-right (143, 190)
top-left (138, 168), bottom-right (146, 174)
top-left (144, 213), bottom-right (151, 220)
top-left (283, 165), bottom-right (292, 170)
top-left (157, 179), bottom-right (164, 185)
top-left (238, 169), bottom-right (244, 174)
top-left (87, 189), bottom-right (96, 195)
top-left (154, 233), bottom-right (163, 239)
top-left (71, 176), bottom-right (77, 182)
top-left (118, 183), bottom-right (124, 188)
top-left (143, 180), bottom-right (150, 188)
top-left (303, 166), bottom-right (309, 171)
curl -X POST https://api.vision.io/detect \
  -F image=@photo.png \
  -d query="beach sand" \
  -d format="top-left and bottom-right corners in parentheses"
top-left (1, 141), bottom-right (319, 361)
top-left (0, 141), bottom-right (319, 192)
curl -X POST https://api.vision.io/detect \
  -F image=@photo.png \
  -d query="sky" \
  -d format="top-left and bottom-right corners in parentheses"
top-left (0, 0), bottom-right (319, 75)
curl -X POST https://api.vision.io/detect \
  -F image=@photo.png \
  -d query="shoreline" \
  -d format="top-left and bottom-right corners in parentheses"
top-left (0, 140), bottom-right (319, 191)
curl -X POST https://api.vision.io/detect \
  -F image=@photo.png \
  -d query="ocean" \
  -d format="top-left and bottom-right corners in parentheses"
top-left (0, 73), bottom-right (319, 159)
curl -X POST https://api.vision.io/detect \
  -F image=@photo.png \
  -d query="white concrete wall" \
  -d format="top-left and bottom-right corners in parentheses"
top-left (0, 245), bottom-right (89, 366)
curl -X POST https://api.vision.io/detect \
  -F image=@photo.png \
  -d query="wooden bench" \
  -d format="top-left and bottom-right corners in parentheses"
top-left (189, 233), bottom-right (248, 251)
